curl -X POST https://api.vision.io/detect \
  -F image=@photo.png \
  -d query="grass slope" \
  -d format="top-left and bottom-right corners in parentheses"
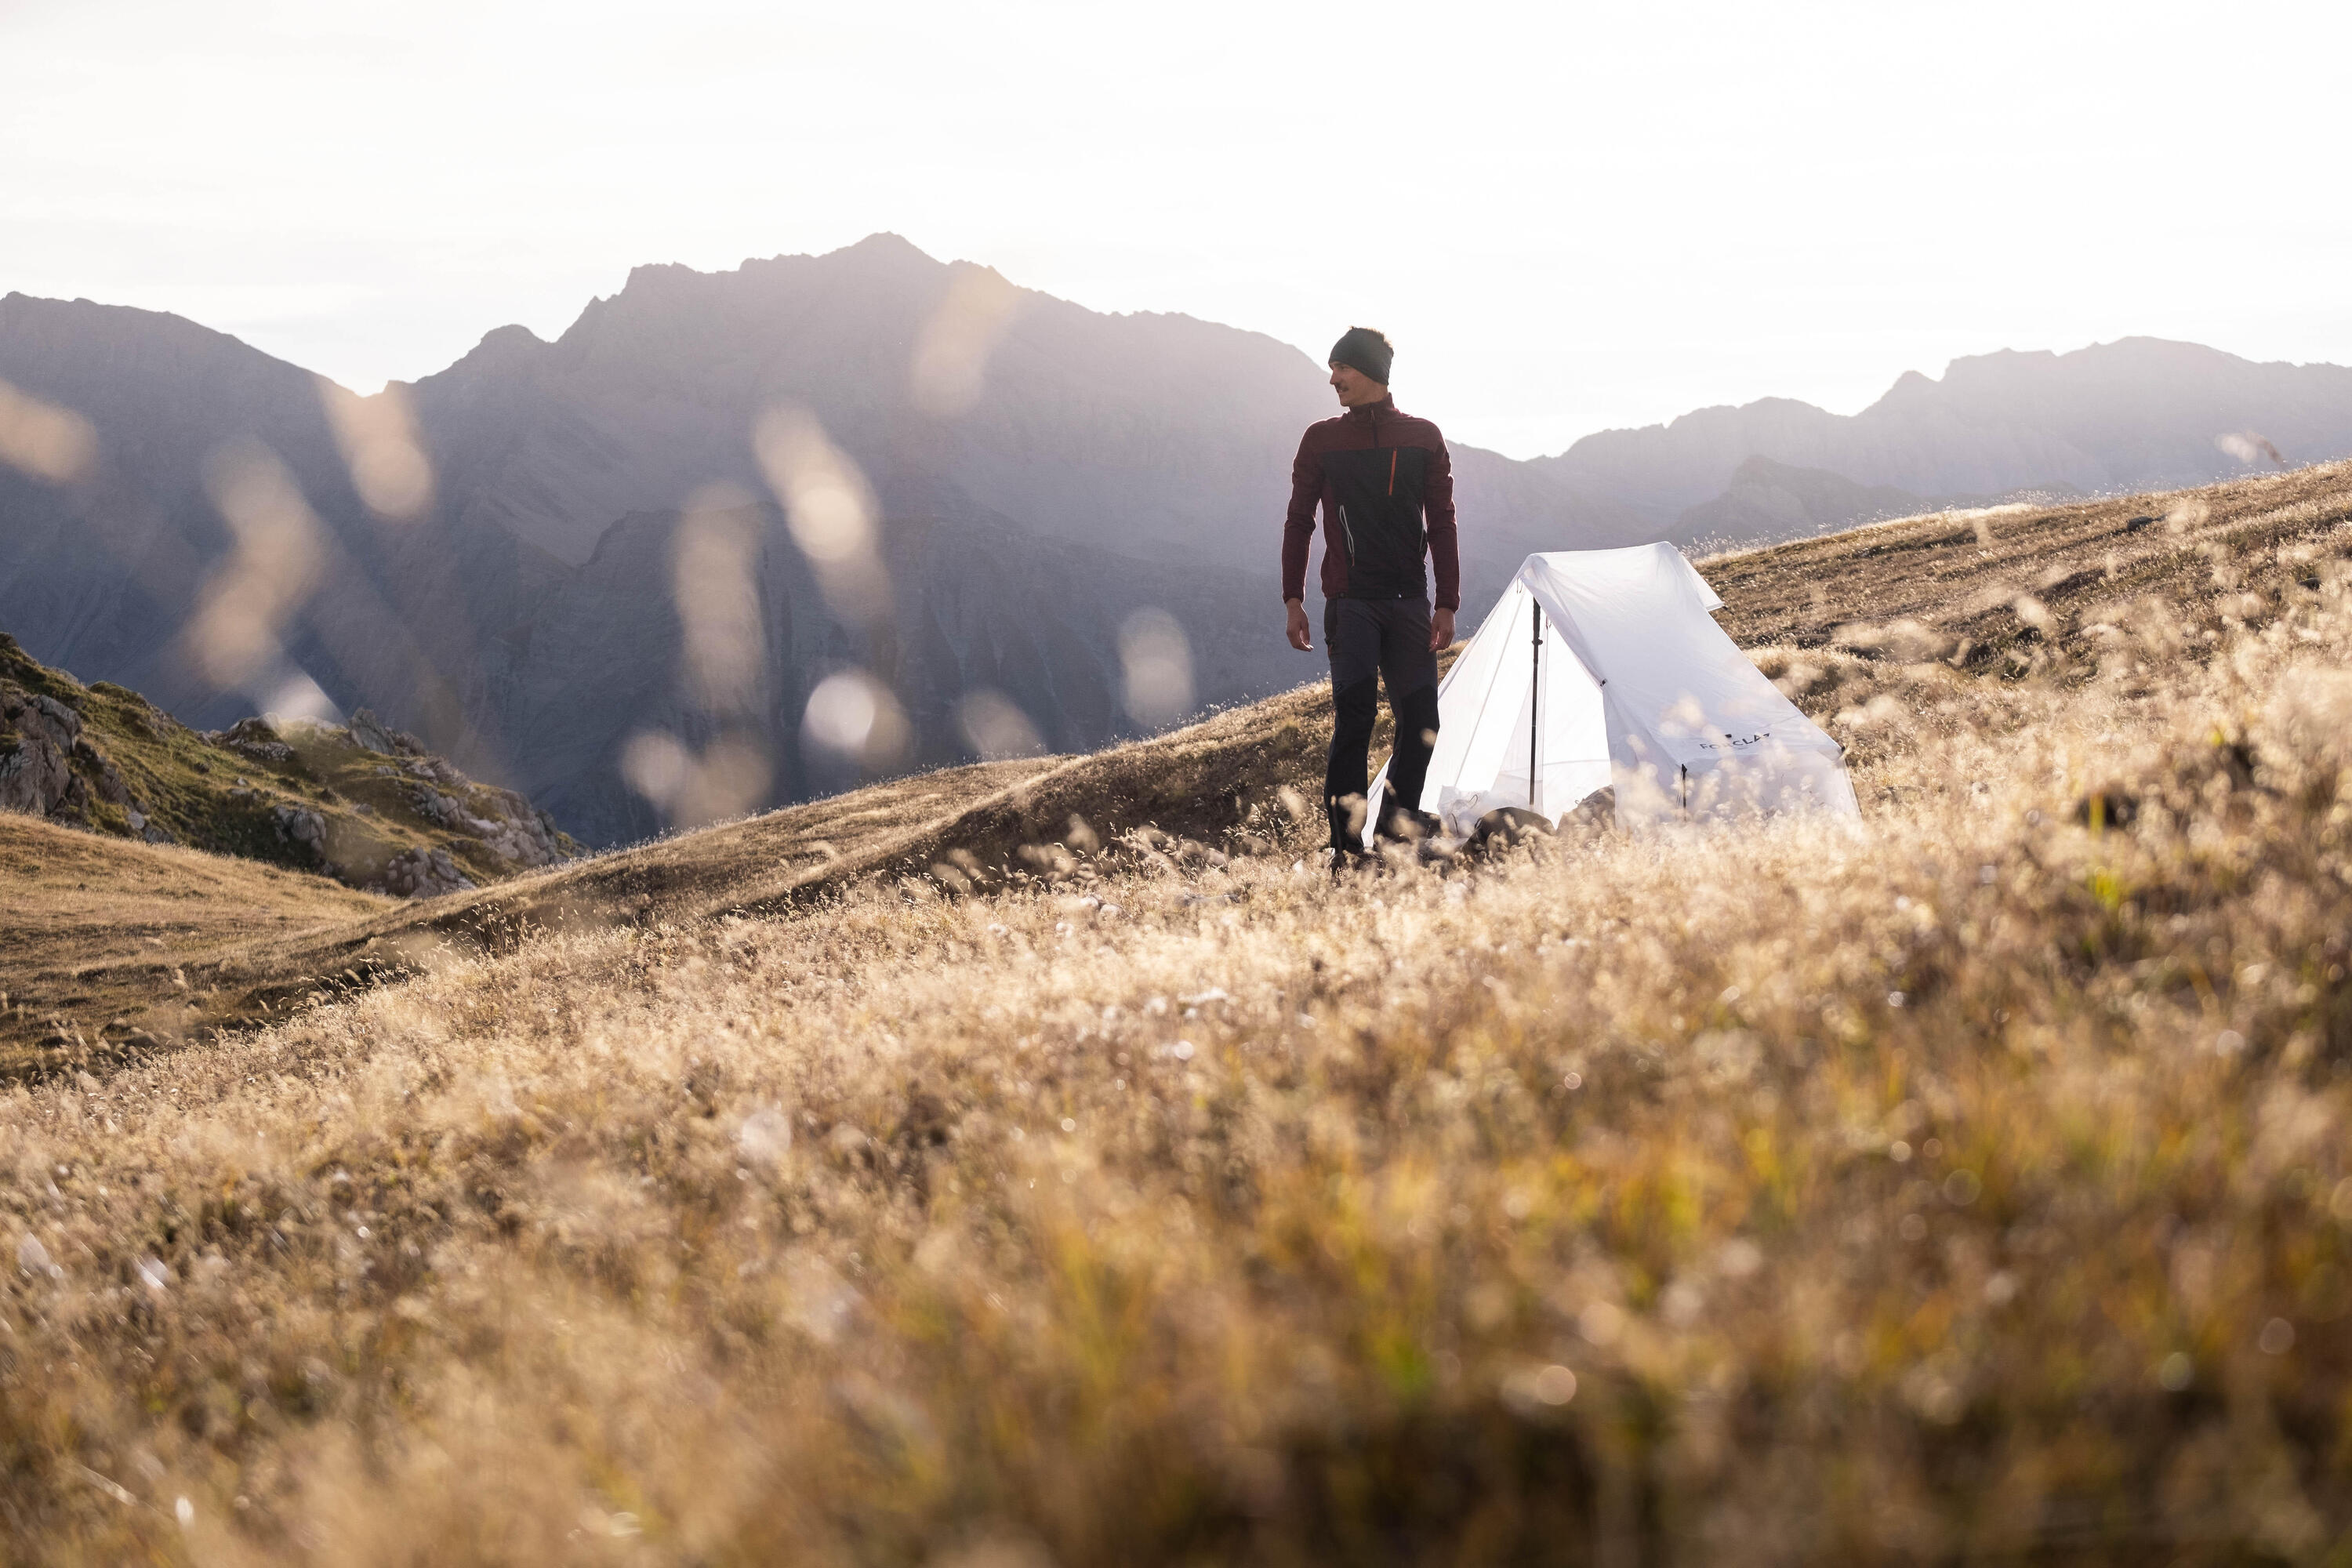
top-left (2, 462), bottom-right (2350, 1562)
top-left (21, 455), bottom-right (2339, 1076)
top-left (2, 673), bottom-right (1363, 1077)
top-left (2, 635), bottom-right (591, 1068)
top-left (0, 815), bottom-right (390, 1066)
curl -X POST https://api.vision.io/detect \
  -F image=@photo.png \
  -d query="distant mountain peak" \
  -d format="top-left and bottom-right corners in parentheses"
top-left (612, 234), bottom-right (950, 294)
top-left (833, 231), bottom-right (938, 262)
top-left (583, 234), bottom-right (961, 333)
top-left (427, 321), bottom-right (550, 381)
top-left (1866, 368), bottom-right (1943, 412)
top-left (619, 260), bottom-right (702, 288)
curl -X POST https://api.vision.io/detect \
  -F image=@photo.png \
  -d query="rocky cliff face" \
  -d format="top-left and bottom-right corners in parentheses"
top-left (0, 633), bottom-right (578, 895)
top-left (0, 679), bottom-right (134, 827)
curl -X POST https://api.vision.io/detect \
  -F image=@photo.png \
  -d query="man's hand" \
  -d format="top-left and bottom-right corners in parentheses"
top-left (1286, 598), bottom-right (1312, 652)
top-left (1428, 606), bottom-right (1456, 652)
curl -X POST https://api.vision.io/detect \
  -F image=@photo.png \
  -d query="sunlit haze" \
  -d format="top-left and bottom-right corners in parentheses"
top-left (5, 0), bottom-right (2347, 456)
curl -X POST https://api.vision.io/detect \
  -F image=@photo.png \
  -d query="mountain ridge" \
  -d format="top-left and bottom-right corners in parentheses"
top-left (1538, 335), bottom-right (2352, 519)
top-left (9, 241), bottom-right (2352, 847)
top-left (1, 238), bottom-right (1642, 845)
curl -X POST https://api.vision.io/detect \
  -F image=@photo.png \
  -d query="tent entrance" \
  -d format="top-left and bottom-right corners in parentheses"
top-left (1367, 579), bottom-right (1611, 840)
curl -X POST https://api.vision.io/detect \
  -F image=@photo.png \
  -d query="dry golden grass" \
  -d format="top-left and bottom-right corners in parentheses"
top-left (1, 756), bottom-right (1069, 1074)
top-left (5, 681), bottom-right (1342, 1075)
top-left (3, 463), bottom-right (2351, 1563)
top-left (0, 816), bottom-right (390, 1071)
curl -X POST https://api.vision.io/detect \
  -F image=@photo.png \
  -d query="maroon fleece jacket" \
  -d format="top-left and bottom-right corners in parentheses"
top-left (1280, 397), bottom-right (1460, 611)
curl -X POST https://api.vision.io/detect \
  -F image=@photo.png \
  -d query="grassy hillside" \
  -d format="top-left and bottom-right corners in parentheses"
top-left (2, 462), bottom-right (2349, 1562)
top-left (0, 665), bottom-right (1359, 1076)
top-left (2, 634), bottom-right (587, 1068)
top-left (0, 815), bottom-right (392, 1062)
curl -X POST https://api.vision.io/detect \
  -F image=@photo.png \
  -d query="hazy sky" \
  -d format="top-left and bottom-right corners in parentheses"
top-left (4, 0), bottom-right (2346, 457)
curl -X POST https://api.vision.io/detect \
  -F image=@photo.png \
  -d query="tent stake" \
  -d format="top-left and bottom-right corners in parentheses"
top-left (1530, 596), bottom-right (1543, 812)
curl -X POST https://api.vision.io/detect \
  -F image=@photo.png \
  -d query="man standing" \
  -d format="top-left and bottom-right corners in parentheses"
top-left (1282, 326), bottom-right (1458, 860)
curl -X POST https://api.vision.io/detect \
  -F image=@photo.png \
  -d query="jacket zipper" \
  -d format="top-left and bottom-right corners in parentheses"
top-left (1388, 448), bottom-right (1397, 495)
top-left (1341, 403), bottom-right (1379, 587)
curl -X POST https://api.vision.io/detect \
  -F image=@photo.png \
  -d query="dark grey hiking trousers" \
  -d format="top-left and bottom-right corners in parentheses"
top-left (1323, 596), bottom-right (1440, 850)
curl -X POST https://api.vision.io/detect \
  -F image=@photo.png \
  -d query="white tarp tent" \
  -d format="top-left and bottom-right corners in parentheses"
top-left (1368, 543), bottom-right (1859, 839)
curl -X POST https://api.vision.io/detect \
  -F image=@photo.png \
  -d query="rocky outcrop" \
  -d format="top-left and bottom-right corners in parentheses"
top-left (347, 707), bottom-right (414, 757)
top-left (209, 716), bottom-right (296, 764)
top-left (0, 690), bottom-right (76, 815)
top-left (399, 759), bottom-right (571, 870)
top-left (1, 681), bottom-right (133, 826)
top-left (2, 633), bottom-right (578, 896)
top-left (270, 801), bottom-right (327, 858)
top-left (375, 845), bottom-right (477, 898)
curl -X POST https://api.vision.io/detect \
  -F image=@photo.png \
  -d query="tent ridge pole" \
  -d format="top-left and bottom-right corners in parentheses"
top-left (1530, 596), bottom-right (1543, 814)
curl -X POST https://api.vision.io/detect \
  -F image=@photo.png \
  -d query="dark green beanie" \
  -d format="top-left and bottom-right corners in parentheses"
top-left (1329, 326), bottom-right (1393, 386)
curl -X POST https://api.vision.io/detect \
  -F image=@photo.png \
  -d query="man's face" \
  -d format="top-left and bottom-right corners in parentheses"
top-left (1329, 362), bottom-right (1386, 408)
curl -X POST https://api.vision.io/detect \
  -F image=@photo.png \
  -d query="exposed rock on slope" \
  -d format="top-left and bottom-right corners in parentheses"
top-left (0, 633), bottom-right (576, 895)
top-left (0, 680), bottom-right (129, 826)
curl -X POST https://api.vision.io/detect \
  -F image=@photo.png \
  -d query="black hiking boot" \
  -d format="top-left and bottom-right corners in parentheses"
top-left (1324, 794), bottom-right (1374, 880)
top-left (1375, 804), bottom-right (1457, 863)
top-left (1327, 840), bottom-right (1377, 880)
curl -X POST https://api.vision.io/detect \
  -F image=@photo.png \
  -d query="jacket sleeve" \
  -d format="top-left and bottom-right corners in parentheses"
top-left (1280, 430), bottom-right (1321, 603)
top-left (1424, 432), bottom-right (1460, 612)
